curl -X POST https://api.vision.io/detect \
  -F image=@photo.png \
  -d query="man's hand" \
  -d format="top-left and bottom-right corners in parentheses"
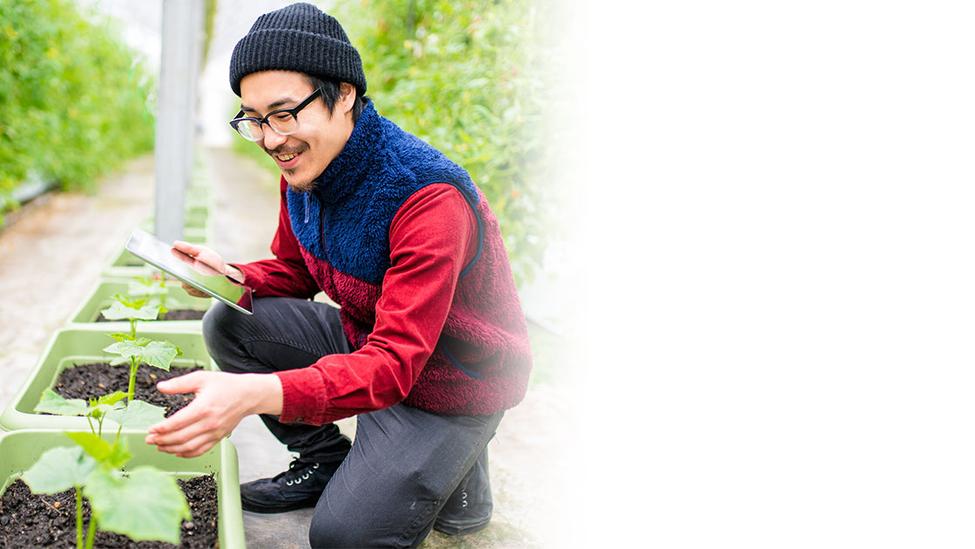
top-left (145, 371), bottom-right (283, 458)
top-left (171, 241), bottom-right (244, 298)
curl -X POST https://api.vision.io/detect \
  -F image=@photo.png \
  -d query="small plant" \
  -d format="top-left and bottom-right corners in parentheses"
top-left (99, 293), bottom-right (159, 339)
top-left (99, 293), bottom-right (182, 402)
top-left (129, 275), bottom-right (169, 320)
top-left (24, 391), bottom-right (187, 548)
top-left (35, 389), bottom-right (165, 437)
top-left (20, 433), bottom-right (190, 548)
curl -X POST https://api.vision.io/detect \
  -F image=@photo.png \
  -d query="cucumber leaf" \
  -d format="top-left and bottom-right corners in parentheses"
top-left (85, 467), bottom-right (191, 544)
top-left (100, 300), bottom-right (160, 322)
top-left (106, 400), bottom-right (166, 430)
top-left (21, 446), bottom-right (96, 493)
top-left (33, 389), bottom-right (89, 416)
top-left (103, 339), bottom-right (180, 370)
top-left (66, 432), bottom-right (131, 469)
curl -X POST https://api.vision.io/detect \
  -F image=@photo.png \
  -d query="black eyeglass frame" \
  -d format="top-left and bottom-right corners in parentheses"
top-left (229, 88), bottom-right (323, 141)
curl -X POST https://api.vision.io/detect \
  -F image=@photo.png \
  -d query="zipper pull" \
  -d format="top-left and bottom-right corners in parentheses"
top-left (303, 193), bottom-right (310, 224)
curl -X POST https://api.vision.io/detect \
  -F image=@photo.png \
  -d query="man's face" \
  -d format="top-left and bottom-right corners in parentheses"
top-left (238, 70), bottom-right (355, 192)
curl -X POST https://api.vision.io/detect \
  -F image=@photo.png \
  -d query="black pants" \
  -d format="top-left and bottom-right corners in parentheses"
top-left (203, 297), bottom-right (501, 548)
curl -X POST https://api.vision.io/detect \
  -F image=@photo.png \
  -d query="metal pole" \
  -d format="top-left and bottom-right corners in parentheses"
top-left (154, 0), bottom-right (202, 244)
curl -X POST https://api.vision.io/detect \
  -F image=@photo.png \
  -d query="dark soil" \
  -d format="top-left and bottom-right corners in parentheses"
top-left (53, 363), bottom-right (203, 417)
top-left (0, 475), bottom-right (218, 548)
top-left (96, 310), bottom-right (206, 322)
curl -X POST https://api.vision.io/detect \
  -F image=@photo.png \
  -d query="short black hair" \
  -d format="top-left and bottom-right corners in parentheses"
top-left (303, 74), bottom-right (366, 124)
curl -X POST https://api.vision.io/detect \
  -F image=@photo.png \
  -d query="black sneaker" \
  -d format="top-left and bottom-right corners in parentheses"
top-left (240, 458), bottom-right (338, 513)
top-left (433, 486), bottom-right (493, 535)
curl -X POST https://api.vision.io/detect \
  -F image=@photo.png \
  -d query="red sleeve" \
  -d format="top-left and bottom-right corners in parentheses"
top-left (273, 183), bottom-right (478, 424)
top-left (229, 177), bottom-right (319, 299)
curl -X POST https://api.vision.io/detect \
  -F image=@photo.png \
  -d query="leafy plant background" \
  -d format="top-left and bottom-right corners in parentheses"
top-left (235, 0), bottom-right (573, 288)
top-left (0, 0), bottom-right (156, 221)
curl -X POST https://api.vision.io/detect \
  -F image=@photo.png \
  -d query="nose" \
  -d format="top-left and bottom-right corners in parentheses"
top-left (262, 126), bottom-right (287, 150)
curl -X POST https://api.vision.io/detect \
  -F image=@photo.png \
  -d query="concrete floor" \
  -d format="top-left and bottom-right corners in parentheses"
top-left (0, 149), bottom-right (574, 548)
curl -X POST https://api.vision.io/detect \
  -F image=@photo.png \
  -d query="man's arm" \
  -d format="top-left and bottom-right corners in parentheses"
top-left (274, 183), bottom-right (479, 424)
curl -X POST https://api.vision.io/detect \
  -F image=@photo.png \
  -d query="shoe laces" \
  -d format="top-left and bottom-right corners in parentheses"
top-left (273, 458), bottom-right (321, 487)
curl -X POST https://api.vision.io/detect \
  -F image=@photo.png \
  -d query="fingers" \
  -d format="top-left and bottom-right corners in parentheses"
top-left (155, 370), bottom-right (205, 395)
top-left (155, 434), bottom-right (219, 458)
top-left (180, 282), bottom-right (209, 298)
top-left (146, 371), bottom-right (241, 457)
top-left (146, 399), bottom-right (221, 455)
top-left (146, 417), bottom-right (221, 458)
top-left (172, 240), bottom-right (203, 256)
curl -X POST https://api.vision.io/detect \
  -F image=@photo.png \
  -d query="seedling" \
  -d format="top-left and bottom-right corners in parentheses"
top-left (99, 293), bottom-right (159, 339)
top-left (129, 275), bottom-right (169, 320)
top-left (20, 433), bottom-right (190, 548)
top-left (24, 391), bottom-right (186, 548)
top-left (99, 293), bottom-right (182, 402)
top-left (34, 389), bottom-right (165, 438)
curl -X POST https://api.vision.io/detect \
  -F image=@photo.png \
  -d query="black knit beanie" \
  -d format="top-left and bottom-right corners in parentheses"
top-left (229, 2), bottom-right (366, 97)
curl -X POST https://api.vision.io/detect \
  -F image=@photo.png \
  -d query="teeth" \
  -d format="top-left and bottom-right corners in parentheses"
top-left (278, 153), bottom-right (297, 161)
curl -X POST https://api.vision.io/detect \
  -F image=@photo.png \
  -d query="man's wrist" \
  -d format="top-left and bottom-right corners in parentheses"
top-left (224, 265), bottom-right (245, 284)
top-left (244, 373), bottom-right (283, 416)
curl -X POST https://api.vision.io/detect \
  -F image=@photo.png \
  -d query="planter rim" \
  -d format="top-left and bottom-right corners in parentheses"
top-left (0, 327), bottom-right (217, 431)
top-left (0, 429), bottom-right (244, 549)
top-left (65, 276), bottom-right (213, 330)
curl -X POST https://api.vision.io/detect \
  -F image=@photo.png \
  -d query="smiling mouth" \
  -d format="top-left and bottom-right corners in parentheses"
top-left (276, 153), bottom-right (298, 162)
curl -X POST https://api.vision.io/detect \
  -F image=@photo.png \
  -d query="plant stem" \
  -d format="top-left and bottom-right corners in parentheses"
top-left (127, 357), bottom-right (138, 402)
top-left (129, 318), bottom-right (137, 339)
top-left (75, 488), bottom-right (83, 549)
top-left (85, 512), bottom-right (97, 549)
top-left (86, 416), bottom-right (95, 436)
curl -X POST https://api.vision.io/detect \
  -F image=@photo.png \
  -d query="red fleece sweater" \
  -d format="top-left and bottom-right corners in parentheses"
top-left (232, 182), bottom-right (478, 424)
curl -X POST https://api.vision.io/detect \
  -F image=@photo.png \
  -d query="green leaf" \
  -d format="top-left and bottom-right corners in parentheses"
top-left (66, 432), bottom-right (113, 462)
top-left (65, 432), bottom-right (130, 469)
top-left (140, 341), bottom-right (182, 371)
top-left (106, 400), bottom-right (166, 430)
top-left (100, 300), bottom-right (160, 321)
top-left (21, 446), bottom-right (96, 493)
top-left (34, 388), bottom-right (89, 416)
top-left (88, 401), bottom-right (124, 421)
top-left (95, 391), bottom-right (129, 407)
top-left (85, 467), bottom-right (191, 544)
top-left (111, 293), bottom-right (148, 309)
top-left (107, 332), bottom-right (134, 343)
top-left (103, 338), bottom-right (151, 359)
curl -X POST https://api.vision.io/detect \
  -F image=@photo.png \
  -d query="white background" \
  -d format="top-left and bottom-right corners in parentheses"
top-left (577, 1), bottom-right (975, 547)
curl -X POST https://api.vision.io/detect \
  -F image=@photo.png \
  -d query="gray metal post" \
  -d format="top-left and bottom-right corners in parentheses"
top-left (154, 0), bottom-right (203, 243)
top-left (184, 0), bottom-right (203, 192)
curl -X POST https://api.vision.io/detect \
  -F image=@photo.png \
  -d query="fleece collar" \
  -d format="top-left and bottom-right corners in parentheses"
top-left (311, 98), bottom-right (382, 204)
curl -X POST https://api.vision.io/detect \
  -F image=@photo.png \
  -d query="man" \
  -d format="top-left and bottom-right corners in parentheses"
top-left (144, 3), bottom-right (532, 547)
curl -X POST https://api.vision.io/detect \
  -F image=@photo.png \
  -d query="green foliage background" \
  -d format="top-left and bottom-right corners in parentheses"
top-left (333, 0), bottom-right (570, 287)
top-left (0, 0), bottom-right (156, 218)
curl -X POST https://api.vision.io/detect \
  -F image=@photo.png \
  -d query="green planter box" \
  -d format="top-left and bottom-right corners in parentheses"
top-left (67, 278), bottom-right (212, 329)
top-left (0, 328), bottom-right (217, 431)
top-left (0, 429), bottom-right (244, 548)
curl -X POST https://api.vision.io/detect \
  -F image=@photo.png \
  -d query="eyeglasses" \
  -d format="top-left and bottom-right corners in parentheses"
top-left (229, 88), bottom-right (323, 141)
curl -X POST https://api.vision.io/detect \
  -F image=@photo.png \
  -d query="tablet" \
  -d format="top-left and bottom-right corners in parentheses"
top-left (124, 228), bottom-right (254, 314)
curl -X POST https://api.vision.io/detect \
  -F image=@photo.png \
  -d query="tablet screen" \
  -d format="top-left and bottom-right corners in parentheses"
top-left (124, 228), bottom-right (254, 314)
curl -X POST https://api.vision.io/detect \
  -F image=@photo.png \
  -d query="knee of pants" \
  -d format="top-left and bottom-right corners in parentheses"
top-left (308, 496), bottom-right (429, 549)
top-left (308, 512), bottom-right (372, 549)
top-left (201, 302), bottom-right (251, 374)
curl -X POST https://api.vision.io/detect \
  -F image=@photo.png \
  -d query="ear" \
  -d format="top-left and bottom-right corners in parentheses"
top-left (339, 82), bottom-right (357, 115)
